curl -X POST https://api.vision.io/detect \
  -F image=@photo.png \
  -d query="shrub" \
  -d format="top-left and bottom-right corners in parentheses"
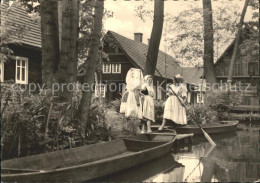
top-left (0, 86), bottom-right (112, 159)
top-left (187, 90), bottom-right (242, 124)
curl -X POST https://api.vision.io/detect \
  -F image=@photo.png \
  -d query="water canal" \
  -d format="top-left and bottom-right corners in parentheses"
top-left (93, 125), bottom-right (260, 182)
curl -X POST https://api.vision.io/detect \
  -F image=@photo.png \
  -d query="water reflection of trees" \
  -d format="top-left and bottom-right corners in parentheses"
top-left (200, 130), bottom-right (260, 182)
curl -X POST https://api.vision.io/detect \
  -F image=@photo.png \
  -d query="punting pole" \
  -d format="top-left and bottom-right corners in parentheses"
top-left (144, 54), bottom-right (216, 146)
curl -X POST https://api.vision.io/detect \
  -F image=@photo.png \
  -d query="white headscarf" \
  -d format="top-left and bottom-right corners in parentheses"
top-left (125, 68), bottom-right (144, 91)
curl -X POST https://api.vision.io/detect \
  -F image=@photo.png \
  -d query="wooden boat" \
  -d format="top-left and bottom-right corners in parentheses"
top-left (152, 121), bottom-right (239, 135)
top-left (1, 134), bottom-right (176, 182)
top-left (175, 121), bottom-right (239, 135)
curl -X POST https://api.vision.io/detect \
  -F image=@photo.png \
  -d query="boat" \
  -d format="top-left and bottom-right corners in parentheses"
top-left (175, 121), bottom-right (239, 135)
top-left (152, 121), bottom-right (239, 135)
top-left (1, 134), bottom-right (176, 182)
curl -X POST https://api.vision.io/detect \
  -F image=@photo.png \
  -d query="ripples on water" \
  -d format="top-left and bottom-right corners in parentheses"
top-left (93, 126), bottom-right (260, 182)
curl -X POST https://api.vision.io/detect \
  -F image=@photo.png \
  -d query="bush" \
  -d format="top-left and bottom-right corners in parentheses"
top-left (187, 90), bottom-right (242, 124)
top-left (187, 104), bottom-right (218, 124)
top-left (1, 86), bottom-right (84, 159)
top-left (0, 86), bottom-right (114, 159)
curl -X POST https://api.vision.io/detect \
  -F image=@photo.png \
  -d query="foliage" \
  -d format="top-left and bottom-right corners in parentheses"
top-left (0, 85), bottom-right (119, 160)
top-left (187, 104), bottom-right (218, 124)
top-left (187, 90), bottom-right (242, 124)
top-left (135, 1), bottom-right (255, 66)
top-left (167, 2), bottom-right (241, 66)
top-left (1, 83), bottom-right (138, 160)
top-left (105, 98), bottom-right (121, 112)
top-left (1, 85), bottom-right (80, 159)
top-left (248, 0), bottom-right (259, 20)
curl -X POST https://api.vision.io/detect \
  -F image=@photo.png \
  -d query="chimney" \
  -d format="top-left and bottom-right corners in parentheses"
top-left (134, 33), bottom-right (143, 43)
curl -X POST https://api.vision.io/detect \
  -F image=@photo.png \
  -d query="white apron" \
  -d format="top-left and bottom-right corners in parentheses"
top-left (142, 84), bottom-right (155, 122)
top-left (163, 83), bottom-right (187, 125)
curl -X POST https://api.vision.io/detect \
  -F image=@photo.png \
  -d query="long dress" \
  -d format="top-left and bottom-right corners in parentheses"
top-left (141, 83), bottom-right (155, 122)
top-left (120, 68), bottom-right (143, 119)
top-left (163, 83), bottom-right (187, 125)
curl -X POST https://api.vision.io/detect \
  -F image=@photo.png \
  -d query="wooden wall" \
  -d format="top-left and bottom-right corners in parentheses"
top-left (4, 44), bottom-right (42, 84)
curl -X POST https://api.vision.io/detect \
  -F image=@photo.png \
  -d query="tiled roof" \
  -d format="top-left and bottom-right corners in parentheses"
top-left (182, 67), bottom-right (204, 85)
top-left (107, 31), bottom-right (181, 79)
top-left (1, 2), bottom-right (41, 48)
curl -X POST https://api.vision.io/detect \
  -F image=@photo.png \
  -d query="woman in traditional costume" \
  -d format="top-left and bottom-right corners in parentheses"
top-left (140, 75), bottom-right (155, 133)
top-left (158, 74), bottom-right (187, 130)
top-left (120, 68), bottom-right (143, 119)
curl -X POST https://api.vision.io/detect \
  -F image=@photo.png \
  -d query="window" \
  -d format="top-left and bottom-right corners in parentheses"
top-left (16, 57), bottom-right (28, 84)
top-left (0, 60), bottom-right (4, 82)
top-left (197, 93), bottom-right (204, 104)
top-left (234, 61), bottom-right (248, 76)
top-left (248, 62), bottom-right (259, 76)
top-left (112, 64), bottom-right (121, 74)
top-left (252, 50), bottom-right (258, 55)
top-left (157, 86), bottom-right (162, 100)
top-left (95, 84), bottom-right (106, 98)
top-left (102, 64), bottom-right (111, 73)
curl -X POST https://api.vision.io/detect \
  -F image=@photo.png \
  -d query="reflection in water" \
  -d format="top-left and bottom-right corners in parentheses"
top-left (91, 128), bottom-right (260, 182)
top-left (93, 153), bottom-right (181, 182)
top-left (150, 129), bottom-right (259, 182)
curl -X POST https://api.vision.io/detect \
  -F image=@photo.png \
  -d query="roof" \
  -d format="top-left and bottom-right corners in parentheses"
top-left (182, 67), bottom-right (204, 85)
top-left (215, 23), bottom-right (259, 66)
top-left (214, 39), bottom-right (235, 66)
top-left (1, 2), bottom-right (41, 48)
top-left (107, 31), bottom-right (181, 79)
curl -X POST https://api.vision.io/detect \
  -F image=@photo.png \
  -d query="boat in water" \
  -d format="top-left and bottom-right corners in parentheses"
top-left (152, 121), bottom-right (239, 135)
top-left (1, 134), bottom-right (176, 182)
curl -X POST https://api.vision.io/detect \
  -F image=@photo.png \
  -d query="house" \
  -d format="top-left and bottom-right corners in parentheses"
top-left (0, 2), bottom-right (42, 84)
top-left (98, 30), bottom-right (182, 100)
top-left (215, 24), bottom-right (259, 106)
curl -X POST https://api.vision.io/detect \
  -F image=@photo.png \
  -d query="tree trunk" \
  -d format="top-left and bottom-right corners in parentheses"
top-left (40, 0), bottom-right (59, 88)
top-left (144, 0), bottom-right (164, 76)
top-left (57, 0), bottom-right (79, 102)
top-left (227, 0), bottom-right (249, 83)
top-left (202, 0), bottom-right (217, 85)
top-left (78, 0), bottom-right (104, 139)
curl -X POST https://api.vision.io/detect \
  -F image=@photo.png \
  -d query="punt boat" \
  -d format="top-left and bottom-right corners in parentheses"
top-left (1, 134), bottom-right (176, 182)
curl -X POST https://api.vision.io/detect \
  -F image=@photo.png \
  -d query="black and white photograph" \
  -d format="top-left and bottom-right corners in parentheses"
top-left (0, 0), bottom-right (259, 182)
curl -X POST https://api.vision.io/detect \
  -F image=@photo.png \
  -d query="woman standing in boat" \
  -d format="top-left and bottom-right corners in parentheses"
top-left (140, 75), bottom-right (155, 133)
top-left (158, 74), bottom-right (187, 131)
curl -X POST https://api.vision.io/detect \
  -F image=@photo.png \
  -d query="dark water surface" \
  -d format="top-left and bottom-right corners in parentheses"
top-left (94, 127), bottom-right (260, 182)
